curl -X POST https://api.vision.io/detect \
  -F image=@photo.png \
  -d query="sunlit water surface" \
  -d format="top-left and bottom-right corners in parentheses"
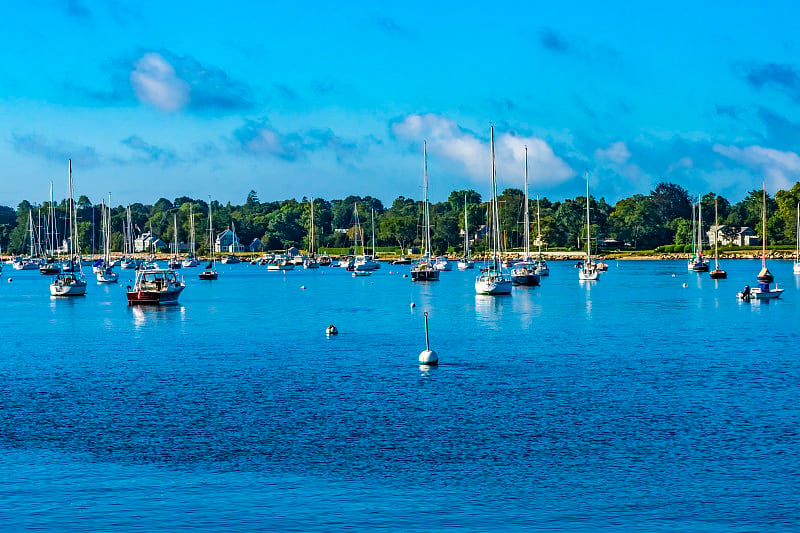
top-left (1, 260), bottom-right (798, 531)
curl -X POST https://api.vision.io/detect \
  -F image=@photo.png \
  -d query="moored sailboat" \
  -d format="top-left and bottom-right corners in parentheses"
top-left (199, 199), bottom-right (219, 280)
top-left (793, 203), bottom-right (800, 275)
top-left (510, 146), bottom-right (540, 286)
top-left (457, 193), bottom-right (475, 270)
top-left (304, 197), bottom-right (320, 269)
top-left (411, 141), bottom-right (439, 282)
top-left (709, 197), bottom-right (726, 279)
top-left (183, 204), bottom-right (200, 267)
top-left (50, 159), bottom-right (87, 296)
top-left (577, 170), bottom-right (599, 281)
top-left (688, 196), bottom-right (710, 272)
top-left (738, 185), bottom-right (782, 300)
top-left (96, 195), bottom-right (118, 283)
top-left (475, 127), bottom-right (512, 295)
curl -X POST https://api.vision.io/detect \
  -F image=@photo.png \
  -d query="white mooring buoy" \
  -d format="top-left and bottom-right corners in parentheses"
top-left (326, 324), bottom-right (338, 336)
top-left (418, 312), bottom-right (438, 365)
top-left (410, 302), bottom-right (415, 310)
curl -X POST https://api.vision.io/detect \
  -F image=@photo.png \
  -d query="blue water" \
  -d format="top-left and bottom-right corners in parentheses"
top-left (1, 260), bottom-right (798, 531)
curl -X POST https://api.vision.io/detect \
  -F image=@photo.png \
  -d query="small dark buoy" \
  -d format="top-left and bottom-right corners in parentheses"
top-left (326, 324), bottom-right (338, 336)
top-left (419, 312), bottom-right (438, 365)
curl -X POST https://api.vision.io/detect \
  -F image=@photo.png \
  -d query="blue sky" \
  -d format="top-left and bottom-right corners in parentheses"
top-left (2, 0), bottom-right (799, 206)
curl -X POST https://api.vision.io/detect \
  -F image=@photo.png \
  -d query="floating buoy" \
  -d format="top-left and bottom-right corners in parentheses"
top-left (419, 312), bottom-right (438, 365)
top-left (682, 283), bottom-right (688, 287)
top-left (672, 274), bottom-right (676, 277)
top-left (300, 285), bottom-right (306, 290)
top-left (7, 278), bottom-right (12, 283)
top-left (326, 324), bottom-right (338, 336)
top-left (410, 302), bottom-right (415, 309)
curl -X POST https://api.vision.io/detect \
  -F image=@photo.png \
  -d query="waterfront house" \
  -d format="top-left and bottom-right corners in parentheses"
top-left (215, 229), bottom-right (245, 253)
top-left (134, 232), bottom-right (168, 252)
top-left (249, 238), bottom-right (266, 252)
top-left (707, 225), bottom-right (759, 246)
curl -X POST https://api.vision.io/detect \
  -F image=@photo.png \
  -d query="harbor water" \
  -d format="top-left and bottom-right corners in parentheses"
top-left (1, 260), bottom-right (798, 531)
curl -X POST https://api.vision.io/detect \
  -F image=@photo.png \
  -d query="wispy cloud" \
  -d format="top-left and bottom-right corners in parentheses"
top-left (61, 0), bottom-right (91, 18)
top-left (121, 135), bottom-right (179, 165)
top-left (714, 144), bottom-right (800, 191)
top-left (391, 113), bottom-right (574, 186)
top-left (734, 61), bottom-right (800, 103)
top-left (376, 16), bottom-right (415, 39)
top-left (11, 132), bottom-right (100, 167)
top-left (715, 104), bottom-right (742, 120)
top-left (538, 27), bottom-right (620, 66)
top-left (539, 28), bottom-right (570, 54)
top-left (232, 119), bottom-right (358, 162)
top-left (77, 49), bottom-right (255, 113)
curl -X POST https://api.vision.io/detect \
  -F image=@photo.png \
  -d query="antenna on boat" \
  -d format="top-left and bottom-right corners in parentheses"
top-left (418, 311), bottom-right (438, 365)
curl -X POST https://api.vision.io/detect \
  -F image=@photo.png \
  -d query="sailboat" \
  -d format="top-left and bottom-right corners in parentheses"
top-left (96, 195), bottom-right (118, 283)
top-left (168, 213), bottom-right (182, 269)
top-left (457, 193), bottom-right (475, 270)
top-left (120, 206), bottom-right (140, 269)
top-left (13, 211), bottom-right (40, 270)
top-left (199, 200), bottom-right (219, 280)
top-left (793, 203), bottom-right (800, 275)
top-left (738, 185), bottom-right (783, 300)
top-left (688, 196), bottom-right (710, 272)
top-left (304, 197), bottom-right (320, 269)
top-left (411, 141), bottom-right (439, 282)
top-left (532, 195), bottom-right (549, 276)
top-left (40, 183), bottom-right (61, 275)
top-left (351, 204), bottom-right (379, 271)
top-left (182, 204), bottom-right (199, 267)
top-left (510, 146), bottom-right (541, 286)
top-left (50, 159), bottom-right (87, 296)
top-left (709, 197), bottom-right (726, 279)
top-left (475, 127), bottom-right (512, 295)
top-left (577, 170), bottom-right (599, 281)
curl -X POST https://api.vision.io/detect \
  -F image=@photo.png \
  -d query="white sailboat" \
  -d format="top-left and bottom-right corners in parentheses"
top-left (40, 183), bottom-right (61, 275)
top-left (411, 141), bottom-right (439, 281)
top-left (183, 204), bottom-right (199, 267)
top-left (304, 197), bottom-right (320, 269)
top-left (533, 195), bottom-right (549, 276)
top-left (577, 170), bottom-right (599, 281)
top-left (475, 127), bottom-right (512, 295)
top-left (96, 195), bottom-right (118, 283)
top-left (793, 203), bottom-right (800, 274)
top-left (13, 211), bottom-right (40, 270)
top-left (351, 203), bottom-right (379, 271)
top-left (739, 185), bottom-right (783, 300)
top-left (168, 213), bottom-right (182, 269)
top-left (457, 193), bottom-right (475, 270)
top-left (688, 195), bottom-right (710, 272)
top-left (510, 146), bottom-right (540, 286)
top-left (50, 159), bottom-right (87, 296)
top-left (199, 199), bottom-right (219, 280)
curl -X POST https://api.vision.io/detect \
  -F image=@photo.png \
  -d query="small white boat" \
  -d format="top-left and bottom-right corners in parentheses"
top-left (578, 171), bottom-right (599, 281)
top-left (267, 259), bottom-right (293, 271)
top-left (50, 160), bottom-right (87, 297)
top-left (352, 270), bottom-right (372, 277)
top-left (738, 283), bottom-right (783, 300)
top-left (51, 271), bottom-right (88, 296)
top-left (457, 258), bottom-right (475, 270)
top-left (433, 256), bottom-right (451, 271)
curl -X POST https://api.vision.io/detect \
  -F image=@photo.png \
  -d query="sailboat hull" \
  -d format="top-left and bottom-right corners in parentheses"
top-left (411, 269), bottom-right (440, 281)
top-left (50, 279), bottom-right (87, 296)
top-left (709, 270), bottom-right (727, 279)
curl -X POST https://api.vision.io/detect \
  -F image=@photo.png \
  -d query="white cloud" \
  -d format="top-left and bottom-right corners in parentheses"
top-left (130, 53), bottom-right (189, 112)
top-left (594, 141), bottom-right (630, 164)
top-left (391, 113), bottom-right (573, 186)
top-left (713, 144), bottom-right (800, 191)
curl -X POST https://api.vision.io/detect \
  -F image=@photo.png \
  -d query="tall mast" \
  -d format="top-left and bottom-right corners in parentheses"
top-left (209, 197), bottom-right (214, 266)
top-left (697, 194), bottom-right (703, 257)
top-left (28, 210), bottom-right (34, 258)
top-left (309, 197), bottom-right (315, 255)
top-left (423, 141), bottom-right (431, 257)
top-left (536, 195), bottom-right (543, 258)
top-left (68, 159), bottom-right (75, 259)
top-left (762, 185), bottom-right (767, 269)
top-left (371, 208), bottom-right (376, 257)
top-left (523, 146), bottom-right (530, 260)
top-left (490, 126), bottom-right (500, 269)
top-left (464, 193), bottom-right (469, 258)
top-left (585, 169), bottom-right (591, 259)
top-left (714, 197), bottom-right (719, 269)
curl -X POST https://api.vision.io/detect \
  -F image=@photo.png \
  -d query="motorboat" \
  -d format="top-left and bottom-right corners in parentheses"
top-left (126, 268), bottom-right (185, 305)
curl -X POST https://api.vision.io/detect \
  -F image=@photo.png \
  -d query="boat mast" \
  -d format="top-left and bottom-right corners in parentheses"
top-left (490, 126), bottom-right (501, 270)
top-left (585, 169), bottom-right (591, 261)
top-left (762, 185), bottom-right (767, 269)
top-left (209, 198), bottom-right (215, 266)
top-left (309, 197), bottom-right (315, 256)
top-left (464, 193), bottom-right (469, 259)
top-left (697, 194), bottom-right (703, 258)
top-left (28, 210), bottom-right (34, 259)
top-left (523, 146), bottom-right (530, 261)
top-left (173, 213), bottom-right (179, 260)
top-left (423, 141), bottom-right (431, 258)
top-left (371, 208), bottom-right (376, 258)
top-left (68, 159), bottom-right (75, 260)
top-left (714, 197), bottom-right (719, 269)
top-left (536, 195), bottom-right (543, 259)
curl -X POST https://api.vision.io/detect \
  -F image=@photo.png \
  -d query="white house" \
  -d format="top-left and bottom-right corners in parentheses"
top-left (707, 225), bottom-right (759, 246)
top-left (214, 229), bottom-right (245, 253)
top-left (134, 232), bottom-right (168, 252)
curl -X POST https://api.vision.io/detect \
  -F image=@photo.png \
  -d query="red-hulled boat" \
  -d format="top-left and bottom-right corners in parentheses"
top-left (126, 268), bottom-right (185, 305)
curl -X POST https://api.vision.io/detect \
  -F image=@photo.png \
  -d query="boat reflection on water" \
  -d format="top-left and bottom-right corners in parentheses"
top-left (474, 293), bottom-right (509, 329)
top-left (131, 304), bottom-right (186, 328)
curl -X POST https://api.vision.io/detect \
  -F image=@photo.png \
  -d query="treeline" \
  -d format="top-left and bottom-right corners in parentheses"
top-left (2, 182), bottom-right (800, 255)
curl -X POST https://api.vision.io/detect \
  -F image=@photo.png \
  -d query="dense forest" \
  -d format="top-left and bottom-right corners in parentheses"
top-left (3, 182), bottom-right (800, 256)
